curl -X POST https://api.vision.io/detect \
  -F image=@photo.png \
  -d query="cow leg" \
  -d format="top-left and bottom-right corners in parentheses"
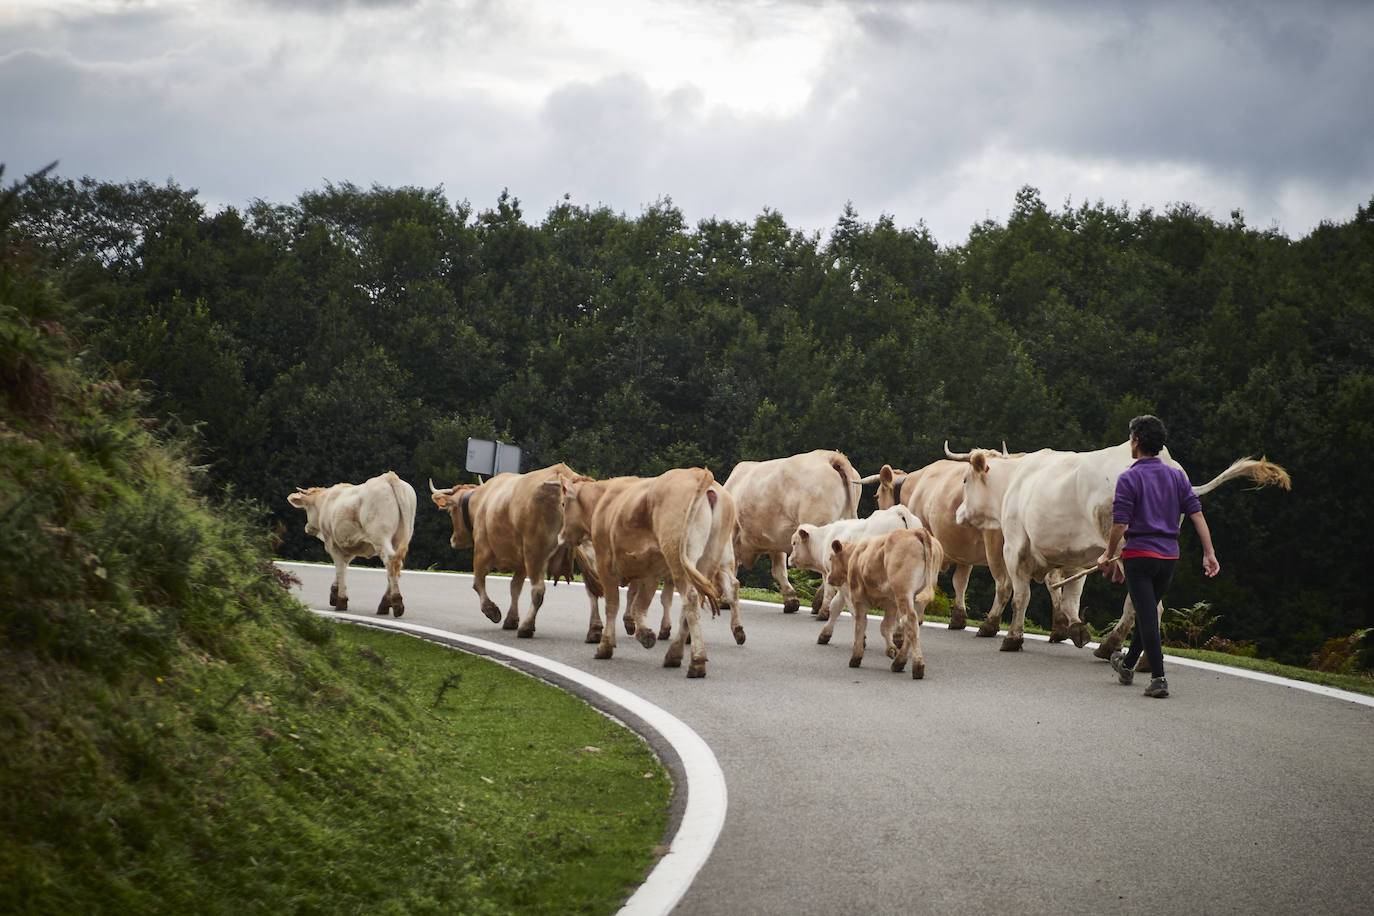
top-left (625, 580), bottom-right (657, 650)
top-left (849, 595), bottom-right (869, 667)
top-left (498, 576), bottom-right (525, 630)
top-left (720, 567), bottom-right (745, 645)
top-left (1049, 575), bottom-right (1092, 647)
top-left (898, 602), bottom-right (925, 679)
top-left (584, 586), bottom-right (605, 645)
top-left (594, 576), bottom-right (621, 660)
top-left (949, 564), bottom-right (971, 630)
top-left (671, 588), bottom-right (708, 678)
top-left (471, 555), bottom-right (502, 624)
top-left (772, 551), bottom-right (801, 613)
top-left (880, 608), bottom-right (903, 658)
top-left (818, 586), bottom-right (846, 645)
top-left (327, 549), bottom-right (351, 611)
top-left (657, 584), bottom-right (674, 641)
top-left (378, 544), bottom-right (406, 617)
top-left (1094, 595), bottom-right (1135, 658)
top-left (1001, 578), bottom-right (1031, 651)
top-left (517, 573), bottom-right (549, 638)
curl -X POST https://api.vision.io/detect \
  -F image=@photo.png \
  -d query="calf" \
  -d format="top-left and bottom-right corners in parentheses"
top-left (789, 505), bottom-right (922, 634)
top-left (826, 528), bottom-right (945, 679)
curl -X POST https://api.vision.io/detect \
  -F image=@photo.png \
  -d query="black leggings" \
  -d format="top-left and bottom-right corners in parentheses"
top-left (1121, 556), bottom-right (1177, 679)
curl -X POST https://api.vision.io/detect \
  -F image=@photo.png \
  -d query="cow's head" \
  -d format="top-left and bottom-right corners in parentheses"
top-left (944, 442), bottom-right (1005, 530)
top-left (558, 482), bottom-right (593, 549)
top-left (287, 487), bottom-right (326, 538)
top-left (789, 524), bottom-right (825, 574)
top-left (429, 479), bottom-right (479, 549)
top-left (826, 539), bottom-right (853, 588)
top-left (873, 465), bottom-right (909, 510)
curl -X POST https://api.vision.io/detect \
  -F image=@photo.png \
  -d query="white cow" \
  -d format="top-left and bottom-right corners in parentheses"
top-left (287, 470), bottom-right (417, 617)
top-left (789, 505), bottom-right (923, 642)
top-left (946, 441), bottom-right (1290, 653)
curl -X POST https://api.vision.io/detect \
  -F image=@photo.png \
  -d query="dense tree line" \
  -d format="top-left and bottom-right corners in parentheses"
top-left (13, 171), bottom-right (1373, 666)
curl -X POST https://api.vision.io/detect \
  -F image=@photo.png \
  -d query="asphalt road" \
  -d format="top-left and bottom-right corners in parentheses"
top-left (282, 562), bottom-right (1374, 916)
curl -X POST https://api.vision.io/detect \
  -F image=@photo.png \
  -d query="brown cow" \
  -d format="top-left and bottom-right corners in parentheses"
top-left (561, 468), bottom-right (737, 678)
top-left (869, 460), bottom-right (1013, 635)
top-left (287, 470), bottom-right (416, 617)
top-left (429, 463), bottom-right (603, 641)
top-left (725, 449), bottom-right (863, 615)
top-left (826, 528), bottom-right (945, 678)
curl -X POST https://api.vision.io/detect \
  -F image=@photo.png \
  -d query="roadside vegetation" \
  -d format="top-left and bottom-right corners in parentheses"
top-left (0, 167), bottom-right (667, 915)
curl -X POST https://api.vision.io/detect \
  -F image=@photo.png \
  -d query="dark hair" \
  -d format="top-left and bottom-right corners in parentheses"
top-left (1129, 415), bottom-right (1167, 455)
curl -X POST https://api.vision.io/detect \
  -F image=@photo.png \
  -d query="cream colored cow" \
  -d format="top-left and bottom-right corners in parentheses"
top-left (288, 470), bottom-right (416, 617)
top-left (725, 449), bottom-right (863, 615)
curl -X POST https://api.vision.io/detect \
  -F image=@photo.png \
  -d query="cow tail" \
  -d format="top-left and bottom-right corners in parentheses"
top-left (914, 529), bottom-right (943, 609)
top-left (1191, 456), bottom-right (1293, 498)
top-left (385, 471), bottom-right (418, 550)
top-left (678, 470), bottom-right (723, 612)
top-left (831, 452), bottom-right (860, 519)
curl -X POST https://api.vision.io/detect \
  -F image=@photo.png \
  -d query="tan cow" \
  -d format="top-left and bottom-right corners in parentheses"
top-left (868, 460), bottom-right (1014, 634)
top-left (788, 505), bottom-right (922, 635)
top-left (287, 470), bottom-right (416, 617)
top-left (725, 449), bottom-right (863, 615)
top-left (825, 528), bottom-right (946, 678)
top-left (429, 463), bottom-right (603, 641)
top-left (947, 441), bottom-right (1290, 653)
top-left (561, 468), bottom-right (737, 678)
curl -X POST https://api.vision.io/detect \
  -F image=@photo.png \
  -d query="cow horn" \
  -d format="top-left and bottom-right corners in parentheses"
top-left (944, 441), bottom-right (972, 462)
top-left (1002, 441), bottom-right (1010, 458)
top-left (855, 473), bottom-right (882, 485)
top-left (428, 478), bottom-right (454, 496)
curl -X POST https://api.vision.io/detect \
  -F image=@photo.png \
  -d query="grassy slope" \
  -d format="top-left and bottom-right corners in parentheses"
top-left (0, 191), bottom-right (667, 914)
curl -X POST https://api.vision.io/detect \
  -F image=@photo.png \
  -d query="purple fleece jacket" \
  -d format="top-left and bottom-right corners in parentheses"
top-left (1111, 456), bottom-right (1202, 559)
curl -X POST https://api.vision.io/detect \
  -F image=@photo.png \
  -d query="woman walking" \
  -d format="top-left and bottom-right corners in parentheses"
top-left (1096, 415), bottom-right (1220, 698)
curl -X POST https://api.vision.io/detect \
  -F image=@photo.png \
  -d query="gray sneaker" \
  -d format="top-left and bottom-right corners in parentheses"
top-left (1144, 676), bottom-right (1169, 698)
top-left (1110, 651), bottom-right (1134, 685)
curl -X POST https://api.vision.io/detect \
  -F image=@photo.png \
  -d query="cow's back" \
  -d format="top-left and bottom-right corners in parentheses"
top-left (726, 450), bottom-right (859, 552)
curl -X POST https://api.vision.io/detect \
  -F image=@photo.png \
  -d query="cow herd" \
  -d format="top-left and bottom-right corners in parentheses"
top-left (289, 443), bottom-right (1290, 680)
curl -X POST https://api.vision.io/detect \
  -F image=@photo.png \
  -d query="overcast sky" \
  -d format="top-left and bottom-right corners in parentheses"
top-left (3, 0), bottom-right (1372, 245)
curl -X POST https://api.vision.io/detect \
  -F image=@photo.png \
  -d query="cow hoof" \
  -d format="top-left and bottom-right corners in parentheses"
top-left (623, 617), bottom-right (636, 636)
top-left (335, 596), bottom-right (349, 612)
top-left (1000, 635), bottom-right (1024, 652)
top-left (817, 608), bottom-right (830, 622)
top-left (886, 645), bottom-right (898, 659)
top-left (1048, 629), bottom-right (1068, 643)
top-left (892, 632), bottom-right (905, 649)
top-left (1070, 623), bottom-right (1092, 648)
top-left (594, 645), bottom-right (614, 660)
top-left (911, 661), bottom-right (926, 680)
top-left (391, 604), bottom-right (404, 618)
top-left (783, 598), bottom-right (800, 614)
top-left (517, 626), bottom-right (535, 639)
top-left (811, 591), bottom-right (824, 613)
top-left (481, 600), bottom-right (501, 624)
top-left (658, 625), bottom-right (671, 641)
top-left (949, 610), bottom-right (967, 630)
top-left (585, 626), bottom-right (603, 644)
top-left (502, 618), bottom-right (519, 631)
top-left (732, 625), bottom-right (746, 645)
top-left (817, 631), bottom-right (832, 645)
top-left (849, 656), bottom-right (862, 668)
top-left (663, 653), bottom-right (682, 668)
top-left (976, 621), bottom-right (999, 638)
top-left (687, 661), bottom-right (706, 678)
top-left (375, 606), bottom-right (390, 616)
top-left (1093, 642), bottom-right (1116, 660)
top-left (329, 584), bottom-right (339, 608)
top-left (890, 657), bottom-right (905, 673)
top-left (636, 628), bottom-right (657, 650)
top-left (948, 620), bottom-right (966, 631)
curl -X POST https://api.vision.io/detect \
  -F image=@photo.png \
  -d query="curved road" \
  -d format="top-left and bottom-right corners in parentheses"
top-left (283, 563), bottom-right (1374, 915)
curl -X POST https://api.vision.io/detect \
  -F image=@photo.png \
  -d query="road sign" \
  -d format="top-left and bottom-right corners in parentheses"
top-left (465, 438), bottom-right (522, 477)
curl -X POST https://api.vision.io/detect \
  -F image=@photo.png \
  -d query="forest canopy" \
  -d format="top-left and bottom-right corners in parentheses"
top-left (13, 169), bottom-right (1373, 667)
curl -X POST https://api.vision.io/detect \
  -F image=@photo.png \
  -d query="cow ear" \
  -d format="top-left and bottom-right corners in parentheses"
top-left (880, 465), bottom-right (893, 484)
top-left (830, 539), bottom-right (844, 554)
top-left (288, 492), bottom-right (305, 508)
top-left (798, 528), bottom-right (810, 541)
top-left (971, 451), bottom-right (988, 473)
